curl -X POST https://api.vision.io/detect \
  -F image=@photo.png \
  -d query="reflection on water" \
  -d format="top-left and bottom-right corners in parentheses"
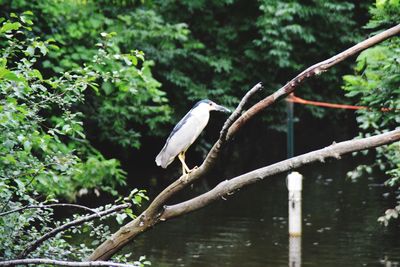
top-left (289, 236), bottom-right (301, 267)
top-left (124, 158), bottom-right (400, 267)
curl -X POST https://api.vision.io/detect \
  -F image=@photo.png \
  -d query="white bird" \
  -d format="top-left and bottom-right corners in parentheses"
top-left (156, 99), bottom-right (230, 174)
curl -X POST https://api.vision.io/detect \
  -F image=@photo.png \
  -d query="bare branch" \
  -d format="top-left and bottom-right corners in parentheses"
top-left (226, 24), bottom-right (400, 140)
top-left (0, 203), bottom-right (98, 217)
top-left (90, 129), bottom-right (400, 260)
top-left (19, 203), bottom-right (131, 258)
top-left (219, 82), bottom-right (263, 141)
top-left (161, 129), bottom-right (400, 219)
top-left (0, 258), bottom-right (137, 267)
top-left (89, 25), bottom-right (400, 261)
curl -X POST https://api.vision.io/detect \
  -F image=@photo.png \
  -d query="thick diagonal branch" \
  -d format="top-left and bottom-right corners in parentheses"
top-left (161, 129), bottom-right (400, 218)
top-left (89, 25), bottom-right (400, 261)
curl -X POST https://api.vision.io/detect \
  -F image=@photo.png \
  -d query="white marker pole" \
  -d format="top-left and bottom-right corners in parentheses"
top-left (288, 171), bottom-right (303, 267)
top-left (288, 171), bottom-right (303, 236)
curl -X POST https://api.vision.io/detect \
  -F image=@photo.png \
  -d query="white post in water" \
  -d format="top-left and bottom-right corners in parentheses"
top-left (288, 171), bottom-right (303, 267)
top-left (288, 171), bottom-right (303, 236)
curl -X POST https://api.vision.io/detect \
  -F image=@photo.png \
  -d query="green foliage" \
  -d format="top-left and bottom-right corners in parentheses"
top-left (343, 44), bottom-right (400, 130)
top-left (342, 0), bottom-right (400, 225)
top-left (115, 188), bottom-right (149, 224)
top-left (1, 200), bottom-right (78, 259)
top-left (255, 0), bottom-right (362, 120)
top-left (0, 14), bottom-right (127, 201)
top-left (2, 0), bottom-right (173, 149)
top-left (256, 1), bottom-right (356, 68)
top-left (152, 0), bottom-right (366, 130)
top-left (367, 0), bottom-right (400, 28)
top-left (2, 0), bottom-right (368, 154)
top-left (84, 33), bottom-right (171, 148)
top-left (0, 197), bottom-right (148, 261)
top-left (0, 13), bottom-right (151, 263)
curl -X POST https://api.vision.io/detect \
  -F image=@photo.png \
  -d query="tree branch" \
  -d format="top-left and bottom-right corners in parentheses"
top-left (226, 24), bottom-right (400, 140)
top-left (0, 258), bottom-right (137, 267)
top-left (89, 25), bottom-right (400, 260)
top-left (161, 129), bottom-right (400, 219)
top-left (19, 203), bottom-right (131, 259)
top-left (219, 82), bottom-right (263, 141)
top-left (0, 203), bottom-right (98, 217)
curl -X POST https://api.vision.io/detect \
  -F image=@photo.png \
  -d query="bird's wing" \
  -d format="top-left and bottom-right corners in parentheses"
top-left (155, 111), bottom-right (194, 167)
top-left (156, 109), bottom-right (209, 168)
top-left (165, 111), bottom-right (193, 146)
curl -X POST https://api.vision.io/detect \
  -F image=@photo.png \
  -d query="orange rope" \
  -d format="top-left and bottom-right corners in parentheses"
top-left (286, 94), bottom-right (395, 112)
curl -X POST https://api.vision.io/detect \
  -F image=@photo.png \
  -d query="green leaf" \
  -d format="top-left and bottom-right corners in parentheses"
top-left (5, 72), bottom-right (23, 82)
top-left (0, 68), bottom-right (24, 82)
top-left (128, 54), bottom-right (138, 66)
top-left (31, 69), bottom-right (43, 81)
top-left (22, 11), bottom-right (34, 16)
top-left (23, 140), bottom-right (32, 151)
top-left (116, 213), bottom-right (127, 225)
top-left (101, 81), bottom-right (113, 95)
top-left (0, 22), bottom-right (21, 33)
top-left (0, 58), bottom-right (6, 67)
top-left (26, 46), bottom-right (35, 56)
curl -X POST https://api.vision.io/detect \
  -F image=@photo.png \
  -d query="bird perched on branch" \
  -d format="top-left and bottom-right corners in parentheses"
top-left (156, 99), bottom-right (230, 175)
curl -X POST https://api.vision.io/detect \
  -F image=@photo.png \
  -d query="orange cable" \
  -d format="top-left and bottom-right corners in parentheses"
top-left (286, 94), bottom-right (395, 112)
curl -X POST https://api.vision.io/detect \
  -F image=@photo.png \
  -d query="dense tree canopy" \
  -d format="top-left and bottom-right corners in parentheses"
top-left (1, 0), bottom-right (371, 149)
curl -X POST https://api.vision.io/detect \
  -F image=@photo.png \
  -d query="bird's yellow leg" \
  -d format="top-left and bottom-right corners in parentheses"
top-left (178, 152), bottom-right (191, 175)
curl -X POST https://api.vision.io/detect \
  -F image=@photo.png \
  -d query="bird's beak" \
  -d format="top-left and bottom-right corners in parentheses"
top-left (215, 104), bottom-right (231, 113)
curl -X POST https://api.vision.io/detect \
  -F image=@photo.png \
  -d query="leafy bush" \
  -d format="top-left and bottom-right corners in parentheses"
top-left (2, 0), bottom-right (367, 141)
top-left (342, 0), bottom-right (400, 225)
top-left (0, 13), bottom-right (129, 200)
top-left (0, 14), bottom-right (151, 263)
top-left (2, 0), bottom-right (174, 149)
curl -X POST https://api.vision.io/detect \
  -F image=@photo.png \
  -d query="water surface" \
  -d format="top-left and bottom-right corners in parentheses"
top-left (124, 158), bottom-right (400, 267)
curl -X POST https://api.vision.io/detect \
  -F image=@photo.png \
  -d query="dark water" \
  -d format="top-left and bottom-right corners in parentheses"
top-left (122, 158), bottom-right (400, 267)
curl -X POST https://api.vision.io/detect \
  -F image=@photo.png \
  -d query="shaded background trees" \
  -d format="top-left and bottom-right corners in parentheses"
top-left (1, 0), bottom-right (376, 186)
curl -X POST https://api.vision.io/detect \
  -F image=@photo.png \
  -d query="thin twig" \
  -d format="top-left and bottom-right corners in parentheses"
top-left (19, 203), bottom-right (131, 258)
top-left (0, 163), bottom-right (53, 213)
top-left (0, 258), bottom-right (137, 267)
top-left (0, 203), bottom-right (98, 217)
top-left (219, 82), bottom-right (263, 141)
top-left (0, 173), bottom-right (38, 213)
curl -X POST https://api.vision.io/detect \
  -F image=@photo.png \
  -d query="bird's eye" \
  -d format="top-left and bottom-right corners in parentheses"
top-left (209, 102), bottom-right (213, 106)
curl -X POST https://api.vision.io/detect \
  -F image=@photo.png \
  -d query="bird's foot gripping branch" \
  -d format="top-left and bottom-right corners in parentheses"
top-left (89, 24), bottom-right (400, 261)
